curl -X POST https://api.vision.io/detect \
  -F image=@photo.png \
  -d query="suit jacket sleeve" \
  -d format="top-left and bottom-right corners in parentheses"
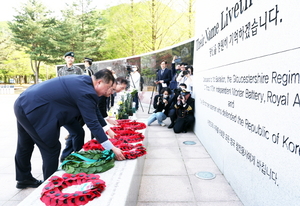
top-left (171, 63), bottom-right (176, 77)
top-left (156, 71), bottom-right (160, 81)
top-left (163, 69), bottom-right (172, 85)
top-left (76, 94), bottom-right (112, 149)
top-left (153, 95), bottom-right (159, 109)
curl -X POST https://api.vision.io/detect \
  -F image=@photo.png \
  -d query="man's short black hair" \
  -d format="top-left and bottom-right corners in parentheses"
top-left (179, 83), bottom-right (187, 88)
top-left (180, 62), bottom-right (188, 66)
top-left (94, 69), bottom-right (115, 85)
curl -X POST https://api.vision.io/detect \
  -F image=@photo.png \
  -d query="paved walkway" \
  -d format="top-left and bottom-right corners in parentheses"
top-left (0, 94), bottom-right (243, 206)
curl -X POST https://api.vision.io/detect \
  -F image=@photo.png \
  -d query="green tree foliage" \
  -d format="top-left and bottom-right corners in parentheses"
top-left (53, 0), bottom-right (105, 63)
top-left (0, 22), bottom-right (28, 83)
top-left (100, 0), bottom-right (195, 59)
top-left (8, 0), bottom-right (57, 83)
top-left (5, 0), bottom-right (195, 80)
top-left (0, 22), bottom-right (15, 65)
top-left (0, 21), bottom-right (57, 84)
top-left (4, 50), bottom-right (32, 84)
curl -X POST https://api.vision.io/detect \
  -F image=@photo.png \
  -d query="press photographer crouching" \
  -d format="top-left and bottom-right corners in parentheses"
top-left (172, 88), bottom-right (195, 133)
top-left (147, 87), bottom-right (173, 126)
top-left (168, 83), bottom-right (187, 128)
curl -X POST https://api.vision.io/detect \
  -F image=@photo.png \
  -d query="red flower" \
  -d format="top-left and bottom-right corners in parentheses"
top-left (40, 173), bottom-right (105, 206)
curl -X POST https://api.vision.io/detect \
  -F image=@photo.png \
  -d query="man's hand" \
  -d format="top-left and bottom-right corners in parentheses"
top-left (181, 96), bottom-right (186, 104)
top-left (111, 146), bottom-right (126, 160)
top-left (106, 118), bottom-right (119, 125)
top-left (106, 129), bottom-right (116, 138)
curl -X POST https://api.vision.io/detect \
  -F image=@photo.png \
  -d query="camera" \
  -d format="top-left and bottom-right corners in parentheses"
top-left (158, 95), bottom-right (168, 103)
top-left (181, 70), bottom-right (190, 77)
top-left (174, 56), bottom-right (181, 63)
top-left (178, 94), bottom-right (183, 100)
top-left (174, 87), bottom-right (182, 96)
top-left (126, 65), bottom-right (132, 72)
top-left (158, 95), bottom-right (164, 102)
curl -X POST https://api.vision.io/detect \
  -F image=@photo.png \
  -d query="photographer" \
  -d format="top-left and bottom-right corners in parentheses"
top-left (176, 64), bottom-right (193, 93)
top-left (175, 62), bottom-right (188, 83)
top-left (128, 65), bottom-right (140, 111)
top-left (185, 65), bottom-right (193, 93)
top-left (147, 87), bottom-right (173, 126)
top-left (169, 56), bottom-right (182, 91)
top-left (168, 83), bottom-right (187, 128)
top-left (172, 88), bottom-right (195, 133)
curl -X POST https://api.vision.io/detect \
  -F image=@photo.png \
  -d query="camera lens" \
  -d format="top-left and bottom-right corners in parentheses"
top-left (126, 65), bottom-right (132, 72)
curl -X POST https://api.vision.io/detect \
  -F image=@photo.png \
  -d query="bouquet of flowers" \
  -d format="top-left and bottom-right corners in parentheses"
top-left (116, 89), bottom-right (137, 119)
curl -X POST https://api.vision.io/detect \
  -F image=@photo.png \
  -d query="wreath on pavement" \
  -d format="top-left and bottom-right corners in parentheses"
top-left (122, 144), bottom-right (147, 159)
top-left (83, 139), bottom-right (134, 151)
top-left (110, 121), bottom-right (147, 133)
top-left (110, 126), bottom-right (130, 134)
top-left (116, 119), bottom-right (132, 124)
top-left (82, 139), bottom-right (147, 159)
top-left (119, 121), bottom-right (147, 130)
top-left (40, 173), bottom-right (105, 206)
top-left (60, 150), bottom-right (115, 174)
top-left (114, 130), bottom-right (145, 143)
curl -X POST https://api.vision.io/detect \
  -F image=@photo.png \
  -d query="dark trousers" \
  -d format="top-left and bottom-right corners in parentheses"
top-left (14, 100), bottom-right (61, 181)
top-left (106, 96), bottom-right (111, 111)
top-left (173, 115), bottom-right (195, 133)
top-left (110, 93), bottom-right (115, 107)
top-left (106, 93), bottom-right (116, 110)
top-left (168, 108), bottom-right (177, 124)
top-left (133, 92), bottom-right (139, 110)
top-left (61, 117), bottom-right (85, 161)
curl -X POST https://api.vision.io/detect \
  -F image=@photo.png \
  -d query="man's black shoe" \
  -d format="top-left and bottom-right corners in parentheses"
top-left (16, 178), bottom-right (43, 189)
top-left (168, 123), bottom-right (174, 129)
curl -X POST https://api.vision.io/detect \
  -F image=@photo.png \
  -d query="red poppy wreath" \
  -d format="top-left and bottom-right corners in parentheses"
top-left (40, 173), bottom-right (105, 206)
top-left (119, 121), bottom-right (147, 130)
top-left (114, 130), bottom-right (145, 143)
top-left (82, 139), bottom-right (147, 159)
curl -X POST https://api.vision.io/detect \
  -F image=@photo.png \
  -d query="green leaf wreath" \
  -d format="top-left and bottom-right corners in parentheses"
top-left (60, 150), bottom-right (115, 174)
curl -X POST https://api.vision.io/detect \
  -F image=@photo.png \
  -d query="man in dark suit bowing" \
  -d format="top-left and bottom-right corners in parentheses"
top-left (13, 69), bottom-right (125, 189)
top-left (155, 60), bottom-right (172, 93)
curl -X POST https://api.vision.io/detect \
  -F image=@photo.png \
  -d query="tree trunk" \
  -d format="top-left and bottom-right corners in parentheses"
top-left (188, 0), bottom-right (193, 38)
top-left (30, 59), bottom-right (40, 84)
top-left (131, 0), bottom-right (135, 56)
top-left (151, 0), bottom-right (156, 51)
